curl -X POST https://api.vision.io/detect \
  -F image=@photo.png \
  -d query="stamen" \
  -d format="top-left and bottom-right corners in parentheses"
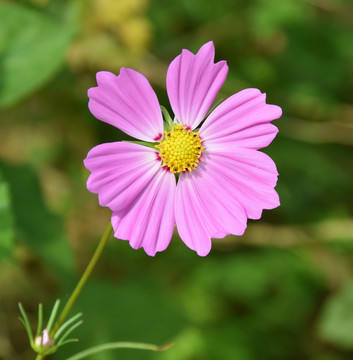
top-left (155, 124), bottom-right (205, 173)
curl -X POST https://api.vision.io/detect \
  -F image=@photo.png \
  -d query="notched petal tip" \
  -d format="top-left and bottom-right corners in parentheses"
top-left (244, 88), bottom-right (262, 96)
top-left (95, 70), bottom-right (116, 85)
top-left (197, 40), bottom-right (215, 55)
top-left (167, 41), bottom-right (229, 130)
top-left (87, 87), bottom-right (95, 99)
top-left (201, 40), bottom-right (214, 48)
top-left (200, 86), bottom-right (282, 149)
top-left (259, 92), bottom-right (282, 120)
top-left (217, 60), bottom-right (228, 69)
top-left (111, 169), bottom-right (176, 257)
top-left (268, 104), bottom-right (282, 119)
top-left (86, 66), bottom-right (163, 141)
top-left (196, 247), bottom-right (211, 257)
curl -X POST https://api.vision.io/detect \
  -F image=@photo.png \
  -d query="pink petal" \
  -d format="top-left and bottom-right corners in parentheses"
top-left (203, 147), bottom-right (280, 220)
top-left (111, 168), bottom-right (176, 256)
top-left (167, 41), bottom-right (228, 130)
top-left (200, 88), bottom-right (282, 149)
top-left (84, 142), bottom-right (162, 212)
top-left (174, 170), bottom-right (216, 256)
top-left (175, 160), bottom-right (248, 256)
top-left (88, 69), bottom-right (163, 142)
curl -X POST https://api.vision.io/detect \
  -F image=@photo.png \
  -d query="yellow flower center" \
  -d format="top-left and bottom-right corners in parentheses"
top-left (156, 124), bottom-right (205, 173)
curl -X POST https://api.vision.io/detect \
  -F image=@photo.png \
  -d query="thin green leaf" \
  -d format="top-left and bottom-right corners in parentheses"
top-left (57, 338), bottom-right (79, 346)
top-left (36, 303), bottom-right (43, 338)
top-left (65, 341), bottom-right (173, 360)
top-left (18, 317), bottom-right (34, 347)
top-left (161, 105), bottom-right (174, 131)
top-left (46, 299), bottom-right (60, 333)
top-left (56, 320), bottom-right (83, 346)
top-left (54, 312), bottom-right (82, 341)
top-left (42, 346), bottom-right (60, 356)
top-left (18, 303), bottom-right (34, 345)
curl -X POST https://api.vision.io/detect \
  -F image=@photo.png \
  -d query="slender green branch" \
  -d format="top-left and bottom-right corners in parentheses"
top-left (65, 341), bottom-right (173, 360)
top-left (18, 303), bottom-right (34, 345)
top-left (46, 300), bottom-right (60, 333)
top-left (51, 223), bottom-right (113, 336)
top-left (54, 313), bottom-right (82, 341)
top-left (36, 304), bottom-right (43, 338)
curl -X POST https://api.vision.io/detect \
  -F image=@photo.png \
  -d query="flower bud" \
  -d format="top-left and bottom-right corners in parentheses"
top-left (34, 329), bottom-right (54, 351)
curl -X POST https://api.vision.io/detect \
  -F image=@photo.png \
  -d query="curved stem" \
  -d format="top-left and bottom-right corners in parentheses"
top-left (65, 341), bottom-right (173, 360)
top-left (51, 223), bottom-right (113, 336)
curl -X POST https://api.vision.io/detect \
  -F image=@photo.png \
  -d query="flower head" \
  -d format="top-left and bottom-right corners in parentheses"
top-left (84, 41), bottom-right (282, 256)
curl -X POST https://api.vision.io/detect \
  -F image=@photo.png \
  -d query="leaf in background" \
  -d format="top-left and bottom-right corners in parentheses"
top-left (0, 2), bottom-right (76, 108)
top-left (0, 173), bottom-right (14, 258)
top-left (0, 162), bottom-right (73, 283)
top-left (318, 280), bottom-right (353, 349)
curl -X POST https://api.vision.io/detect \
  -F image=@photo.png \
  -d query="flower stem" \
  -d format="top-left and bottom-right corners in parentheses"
top-left (51, 223), bottom-right (113, 336)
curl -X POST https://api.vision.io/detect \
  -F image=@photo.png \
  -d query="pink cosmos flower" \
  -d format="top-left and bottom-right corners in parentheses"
top-left (84, 41), bottom-right (282, 256)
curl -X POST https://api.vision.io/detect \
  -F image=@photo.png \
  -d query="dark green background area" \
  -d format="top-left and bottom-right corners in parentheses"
top-left (1, 0), bottom-right (353, 359)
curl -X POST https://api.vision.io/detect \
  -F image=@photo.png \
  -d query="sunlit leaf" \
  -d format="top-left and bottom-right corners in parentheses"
top-left (0, 162), bottom-right (73, 281)
top-left (0, 2), bottom-right (75, 107)
top-left (318, 280), bottom-right (353, 349)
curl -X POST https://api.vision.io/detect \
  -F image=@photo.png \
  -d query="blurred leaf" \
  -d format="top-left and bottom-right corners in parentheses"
top-left (249, 0), bottom-right (312, 36)
top-left (0, 162), bottom-right (73, 282)
top-left (178, 249), bottom-right (324, 360)
top-left (0, 173), bottom-right (14, 258)
top-left (268, 138), bottom-right (352, 222)
top-left (153, 327), bottom-right (208, 360)
top-left (318, 280), bottom-right (353, 349)
top-left (0, 1), bottom-right (75, 108)
top-left (55, 279), bottom-right (185, 360)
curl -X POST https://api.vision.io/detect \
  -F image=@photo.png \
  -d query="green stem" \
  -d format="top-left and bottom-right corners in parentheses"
top-left (35, 355), bottom-right (44, 360)
top-left (51, 223), bottom-right (113, 336)
top-left (65, 341), bottom-right (173, 360)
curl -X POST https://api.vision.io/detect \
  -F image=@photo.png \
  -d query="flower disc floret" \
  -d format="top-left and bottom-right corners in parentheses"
top-left (156, 124), bottom-right (205, 173)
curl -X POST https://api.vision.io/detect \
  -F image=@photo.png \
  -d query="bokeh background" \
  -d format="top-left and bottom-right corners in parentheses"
top-left (1, 0), bottom-right (353, 359)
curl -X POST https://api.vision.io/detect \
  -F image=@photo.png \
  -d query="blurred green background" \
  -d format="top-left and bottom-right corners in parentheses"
top-left (1, 0), bottom-right (353, 359)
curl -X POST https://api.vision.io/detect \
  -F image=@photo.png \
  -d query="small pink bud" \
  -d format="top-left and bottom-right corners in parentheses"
top-left (34, 329), bottom-right (54, 350)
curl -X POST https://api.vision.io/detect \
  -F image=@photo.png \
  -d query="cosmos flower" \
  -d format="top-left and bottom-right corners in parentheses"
top-left (84, 41), bottom-right (282, 256)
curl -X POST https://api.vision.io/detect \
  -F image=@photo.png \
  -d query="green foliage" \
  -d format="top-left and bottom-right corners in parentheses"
top-left (0, 162), bottom-right (73, 282)
top-left (55, 279), bottom-right (186, 360)
top-left (0, 174), bottom-right (14, 258)
top-left (269, 139), bottom-right (353, 222)
top-left (50, 247), bottom-right (325, 360)
top-left (318, 280), bottom-right (353, 349)
top-left (174, 250), bottom-right (324, 360)
top-left (0, 1), bottom-right (76, 108)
